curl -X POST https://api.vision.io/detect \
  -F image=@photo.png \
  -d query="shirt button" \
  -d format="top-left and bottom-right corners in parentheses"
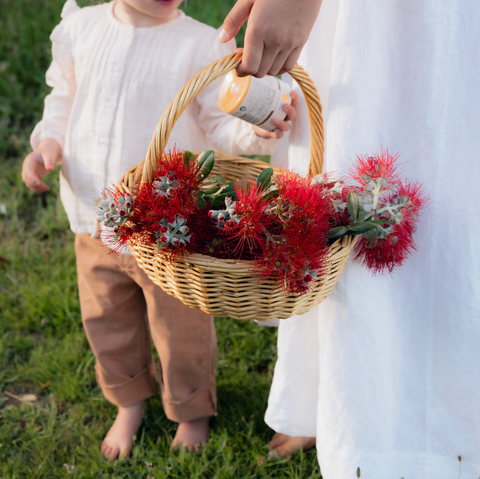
top-left (112, 65), bottom-right (120, 72)
top-left (98, 138), bottom-right (107, 145)
top-left (105, 102), bottom-right (113, 109)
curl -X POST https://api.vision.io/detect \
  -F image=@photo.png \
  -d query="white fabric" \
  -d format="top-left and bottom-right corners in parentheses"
top-left (31, 1), bottom-right (276, 236)
top-left (266, 0), bottom-right (480, 477)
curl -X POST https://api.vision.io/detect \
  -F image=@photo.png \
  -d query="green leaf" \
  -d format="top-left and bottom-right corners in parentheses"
top-left (197, 150), bottom-right (214, 169)
top-left (196, 194), bottom-right (206, 209)
top-left (200, 177), bottom-right (223, 195)
top-left (211, 192), bottom-right (237, 209)
top-left (327, 226), bottom-right (348, 239)
top-left (347, 222), bottom-right (377, 233)
top-left (361, 228), bottom-right (376, 242)
top-left (222, 181), bottom-right (235, 193)
top-left (183, 150), bottom-right (196, 165)
top-left (262, 189), bottom-right (279, 201)
top-left (256, 167), bottom-right (273, 191)
top-left (357, 210), bottom-right (373, 222)
top-left (366, 219), bottom-right (393, 225)
top-left (199, 156), bottom-right (215, 179)
top-left (347, 192), bottom-right (359, 222)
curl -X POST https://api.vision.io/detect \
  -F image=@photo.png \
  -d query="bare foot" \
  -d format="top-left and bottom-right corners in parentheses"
top-left (101, 401), bottom-right (144, 460)
top-left (268, 432), bottom-right (316, 458)
top-left (170, 416), bottom-right (210, 452)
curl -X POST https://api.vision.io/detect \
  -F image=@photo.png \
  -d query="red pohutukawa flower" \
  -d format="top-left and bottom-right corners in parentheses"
top-left (220, 181), bottom-right (273, 257)
top-left (392, 180), bottom-right (430, 224)
top-left (353, 221), bottom-right (416, 274)
top-left (255, 171), bottom-right (332, 293)
top-left (349, 148), bottom-right (400, 188)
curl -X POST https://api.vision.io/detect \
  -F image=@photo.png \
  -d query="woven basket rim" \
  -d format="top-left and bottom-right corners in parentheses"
top-left (134, 237), bottom-right (344, 266)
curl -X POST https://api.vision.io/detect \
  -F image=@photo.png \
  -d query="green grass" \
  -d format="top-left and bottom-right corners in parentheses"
top-left (0, 0), bottom-right (320, 476)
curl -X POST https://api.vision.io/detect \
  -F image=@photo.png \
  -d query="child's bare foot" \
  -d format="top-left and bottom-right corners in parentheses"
top-left (171, 416), bottom-right (210, 452)
top-left (101, 401), bottom-right (144, 460)
top-left (268, 432), bottom-right (316, 458)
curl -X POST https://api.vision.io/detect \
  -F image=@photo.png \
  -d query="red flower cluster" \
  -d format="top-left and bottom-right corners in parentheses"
top-left (97, 148), bottom-right (428, 293)
top-left (100, 149), bottom-right (207, 260)
top-left (349, 149), bottom-right (400, 186)
top-left (349, 151), bottom-right (429, 274)
top-left (256, 171), bottom-right (332, 293)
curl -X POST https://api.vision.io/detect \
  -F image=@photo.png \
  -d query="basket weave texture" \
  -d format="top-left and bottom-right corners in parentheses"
top-left (117, 52), bottom-right (357, 321)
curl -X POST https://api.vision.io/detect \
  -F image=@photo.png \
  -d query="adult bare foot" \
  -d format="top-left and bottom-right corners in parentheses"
top-left (268, 432), bottom-right (316, 458)
top-left (171, 416), bottom-right (210, 452)
top-left (101, 401), bottom-right (144, 460)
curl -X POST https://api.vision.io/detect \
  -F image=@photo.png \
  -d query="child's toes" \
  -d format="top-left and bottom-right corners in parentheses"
top-left (101, 442), bottom-right (119, 460)
top-left (118, 446), bottom-right (131, 460)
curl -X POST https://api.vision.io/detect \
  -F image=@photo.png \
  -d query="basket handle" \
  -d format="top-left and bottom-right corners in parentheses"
top-left (141, 51), bottom-right (324, 184)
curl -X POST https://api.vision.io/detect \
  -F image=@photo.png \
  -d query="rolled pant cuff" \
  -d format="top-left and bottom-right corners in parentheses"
top-left (162, 380), bottom-right (217, 423)
top-left (98, 363), bottom-right (156, 407)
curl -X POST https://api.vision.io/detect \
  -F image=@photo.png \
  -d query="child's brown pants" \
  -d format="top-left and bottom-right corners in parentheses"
top-left (75, 234), bottom-right (216, 423)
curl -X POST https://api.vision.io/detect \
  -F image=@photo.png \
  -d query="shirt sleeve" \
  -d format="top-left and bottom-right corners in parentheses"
top-left (30, 17), bottom-right (76, 154)
top-left (194, 33), bottom-right (278, 157)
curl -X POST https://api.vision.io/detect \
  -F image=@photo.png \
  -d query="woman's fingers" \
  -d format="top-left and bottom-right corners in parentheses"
top-left (221, 0), bottom-right (323, 77)
top-left (219, 0), bottom-right (254, 43)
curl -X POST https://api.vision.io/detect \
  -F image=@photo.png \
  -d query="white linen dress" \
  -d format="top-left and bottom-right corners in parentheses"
top-left (266, 0), bottom-right (480, 477)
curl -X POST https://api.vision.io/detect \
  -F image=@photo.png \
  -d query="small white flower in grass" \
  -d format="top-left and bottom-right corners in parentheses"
top-left (0, 204), bottom-right (7, 215)
top-left (63, 464), bottom-right (75, 474)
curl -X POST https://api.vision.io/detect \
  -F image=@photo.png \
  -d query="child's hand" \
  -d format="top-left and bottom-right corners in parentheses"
top-left (253, 90), bottom-right (298, 139)
top-left (22, 138), bottom-right (62, 193)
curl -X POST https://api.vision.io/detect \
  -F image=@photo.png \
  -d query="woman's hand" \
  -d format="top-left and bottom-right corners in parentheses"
top-left (253, 91), bottom-right (298, 139)
top-left (22, 138), bottom-right (62, 193)
top-left (219, 0), bottom-right (322, 77)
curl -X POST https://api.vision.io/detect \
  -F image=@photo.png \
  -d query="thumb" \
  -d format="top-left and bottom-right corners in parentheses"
top-left (42, 150), bottom-right (57, 171)
top-left (219, 0), bottom-right (253, 43)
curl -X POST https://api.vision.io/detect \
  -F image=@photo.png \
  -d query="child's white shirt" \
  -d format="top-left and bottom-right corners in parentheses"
top-left (31, 0), bottom-right (277, 236)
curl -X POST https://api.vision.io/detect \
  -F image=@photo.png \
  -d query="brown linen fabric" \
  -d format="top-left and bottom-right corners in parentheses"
top-left (75, 234), bottom-right (216, 422)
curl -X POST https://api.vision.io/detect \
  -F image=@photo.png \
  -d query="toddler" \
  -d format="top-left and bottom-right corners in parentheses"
top-left (22, 0), bottom-right (296, 460)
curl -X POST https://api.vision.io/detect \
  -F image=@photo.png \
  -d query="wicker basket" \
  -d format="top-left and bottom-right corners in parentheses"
top-left (117, 51), bottom-right (357, 321)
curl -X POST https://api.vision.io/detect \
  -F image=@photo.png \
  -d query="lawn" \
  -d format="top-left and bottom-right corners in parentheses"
top-left (0, 0), bottom-right (321, 477)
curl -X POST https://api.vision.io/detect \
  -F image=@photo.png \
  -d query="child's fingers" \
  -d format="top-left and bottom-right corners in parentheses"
top-left (24, 171), bottom-right (50, 193)
top-left (42, 151), bottom-right (57, 171)
top-left (271, 118), bottom-right (291, 133)
top-left (37, 138), bottom-right (61, 171)
top-left (290, 90), bottom-right (299, 107)
top-left (21, 152), bottom-right (50, 192)
top-left (282, 103), bottom-right (297, 122)
top-left (260, 127), bottom-right (284, 139)
top-left (270, 129), bottom-right (284, 139)
top-left (25, 175), bottom-right (50, 193)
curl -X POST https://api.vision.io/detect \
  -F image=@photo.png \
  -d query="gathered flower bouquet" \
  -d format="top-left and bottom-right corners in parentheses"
top-left (96, 149), bottom-right (427, 295)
